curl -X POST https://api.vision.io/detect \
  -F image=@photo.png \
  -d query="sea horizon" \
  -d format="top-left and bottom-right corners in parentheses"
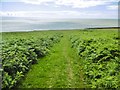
top-left (0, 17), bottom-right (118, 32)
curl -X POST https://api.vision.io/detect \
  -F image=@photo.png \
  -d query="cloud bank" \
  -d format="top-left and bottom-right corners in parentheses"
top-left (22, 0), bottom-right (119, 8)
top-left (107, 5), bottom-right (118, 10)
top-left (0, 0), bottom-right (118, 19)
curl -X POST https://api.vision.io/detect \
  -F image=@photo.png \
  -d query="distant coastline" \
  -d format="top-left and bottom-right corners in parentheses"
top-left (86, 27), bottom-right (119, 29)
top-left (0, 27), bottom-right (119, 33)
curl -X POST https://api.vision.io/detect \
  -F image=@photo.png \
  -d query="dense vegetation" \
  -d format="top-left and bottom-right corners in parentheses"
top-left (70, 30), bottom-right (120, 88)
top-left (1, 29), bottom-right (119, 88)
top-left (1, 32), bottom-right (62, 88)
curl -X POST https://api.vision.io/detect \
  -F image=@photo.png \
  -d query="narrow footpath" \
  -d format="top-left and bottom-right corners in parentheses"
top-left (18, 33), bottom-right (85, 88)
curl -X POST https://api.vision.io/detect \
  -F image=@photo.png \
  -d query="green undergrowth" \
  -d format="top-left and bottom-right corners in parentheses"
top-left (70, 29), bottom-right (120, 88)
top-left (1, 29), bottom-right (119, 89)
top-left (17, 33), bottom-right (86, 88)
top-left (2, 32), bottom-right (62, 89)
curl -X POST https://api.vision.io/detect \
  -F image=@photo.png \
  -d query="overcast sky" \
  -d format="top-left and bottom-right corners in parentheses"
top-left (0, 0), bottom-right (119, 19)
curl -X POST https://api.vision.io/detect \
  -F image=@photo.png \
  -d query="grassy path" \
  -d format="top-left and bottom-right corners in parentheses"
top-left (18, 33), bottom-right (85, 88)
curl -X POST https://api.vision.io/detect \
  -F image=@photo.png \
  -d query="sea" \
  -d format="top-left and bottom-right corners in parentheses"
top-left (0, 17), bottom-right (118, 32)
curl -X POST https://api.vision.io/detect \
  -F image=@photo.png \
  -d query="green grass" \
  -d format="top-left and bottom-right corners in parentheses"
top-left (17, 32), bottom-right (86, 88)
top-left (2, 30), bottom-right (61, 41)
top-left (2, 29), bottom-right (118, 88)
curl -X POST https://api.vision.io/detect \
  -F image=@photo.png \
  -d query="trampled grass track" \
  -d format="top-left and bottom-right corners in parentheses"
top-left (17, 32), bottom-right (86, 88)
